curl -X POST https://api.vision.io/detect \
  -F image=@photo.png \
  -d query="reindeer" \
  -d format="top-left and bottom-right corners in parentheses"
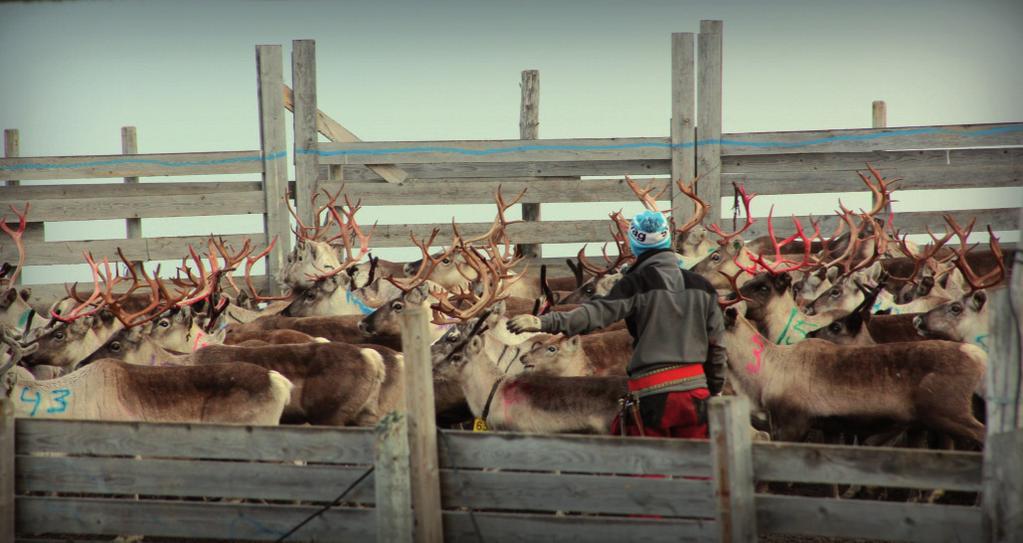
top-left (720, 306), bottom-right (986, 444)
top-left (519, 328), bottom-right (632, 377)
top-left (2, 326), bottom-right (292, 425)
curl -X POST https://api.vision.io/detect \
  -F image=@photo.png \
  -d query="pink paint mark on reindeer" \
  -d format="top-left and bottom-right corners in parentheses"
top-left (746, 333), bottom-right (766, 374)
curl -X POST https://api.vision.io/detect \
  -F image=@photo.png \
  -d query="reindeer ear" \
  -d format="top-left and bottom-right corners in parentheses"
top-left (491, 300), bottom-right (507, 316)
top-left (565, 335), bottom-right (581, 352)
top-left (864, 261), bottom-right (883, 282)
top-left (773, 272), bottom-right (793, 291)
top-left (969, 290), bottom-right (987, 311)
top-left (723, 307), bottom-right (738, 327)
top-left (825, 266), bottom-right (840, 282)
top-left (466, 335), bottom-right (484, 355)
top-left (19, 288), bottom-right (31, 301)
top-left (1, 288), bottom-right (17, 309)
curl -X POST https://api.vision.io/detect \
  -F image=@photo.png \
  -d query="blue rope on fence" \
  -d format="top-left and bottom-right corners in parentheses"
top-left (1, 125), bottom-right (1021, 172)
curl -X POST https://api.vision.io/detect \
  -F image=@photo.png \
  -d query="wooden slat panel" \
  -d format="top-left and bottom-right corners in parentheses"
top-left (326, 177), bottom-right (672, 205)
top-left (1, 181), bottom-right (263, 200)
top-left (444, 510), bottom-right (716, 543)
top-left (722, 163), bottom-right (1022, 195)
top-left (15, 419), bottom-right (373, 463)
top-left (335, 159), bottom-right (671, 181)
top-left (16, 497), bottom-right (715, 542)
top-left (16, 497), bottom-right (374, 541)
top-left (0, 233), bottom-right (263, 266)
top-left (0, 150), bottom-right (263, 181)
top-left (756, 495), bottom-right (982, 542)
top-left (438, 430), bottom-right (713, 476)
top-left (723, 147), bottom-right (1021, 173)
top-left (720, 122), bottom-right (1023, 156)
top-left (318, 137), bottom-right (671, 165)
top-left (0, 191), bottom-right (265, 222)
top-left (371, 220), bottom-right (610, 247)
top-left (752, 442), bottom-right (983, 491)
top-left (442, 469), bottom-right (714, 518)
top-left (16, 456), bottom-right (376, 503)
top-left (18, 275), bottom-right (273, 307)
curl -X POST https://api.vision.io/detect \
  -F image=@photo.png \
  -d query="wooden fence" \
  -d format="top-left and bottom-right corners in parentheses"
top-left (3, 25), bottom-right (1022, 307)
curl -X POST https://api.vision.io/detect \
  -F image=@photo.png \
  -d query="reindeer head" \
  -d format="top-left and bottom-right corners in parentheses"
top-left (519, 335), bottom-right (584, 376)
top-left (914, 290), bottom-right (989, 343)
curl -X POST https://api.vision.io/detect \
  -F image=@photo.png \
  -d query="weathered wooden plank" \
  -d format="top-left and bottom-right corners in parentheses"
top-left (256, 44), bottom-right (291, 296)
top-left (442, 469), bottom-right (714, 518)
top-left (709, 395), bottom-right (756, 543)
top-left (4, 129), bottom-right (18, 187)
top-left (291, 39), bottom-right (320, 228)
top-left (983, 430), bottom-right (1023, 542)
top-left (437, 430), bottom-right (713, 476)
top-left (0, 233), bottom-right (263, 266)
top-left (697, 20), bottom-right (724, 222)
top-left (753, 441), bottom-right (983, 491)
top-left (722, 122), bottom-right (1023, 156)
top-left (722, 162), bottom-right (1022, 195)
top-left (16, 497), bottom-right (374, 541)
top-left (370, 220), bottom-right (612, 248)
top-left (16, 455), bottom-right (376, 503)
top-left (121, 126), bottom-right (142, 240)
top-left (1, 180), bottom-right (264, 200)
top-left (0, 191), bottom-right (266, 222)
top-left (445, 511), bottom-right (715, 543)
top-left (318, 137), bottom-right (671, 165)
top-left (0, 398), bottom-right (14, 543)
top-left (400, 296), bottom-right (444, 542)
top-left (375, 412), bottom-right (413, 543)
top-left (519, 69), bottom-right (542, 261)
top-left (2, 129), bottom-right (41, 249)
top-left (723, 147), bottom-right (1022, 173)
top-left (16, 419), bottom-right (374, 463)
top-left (756, 495), bottom-right (982, 542)
top-left (0, 150), bottom-right (263, 181)
top-left (872, 100), bottom-right (887, 129)
top-left (283, 84), bottom-right (408, 184)
top-left (671, 32), bottom-right (698, 224)
top-left (335, 159), bottom-right (671, 181)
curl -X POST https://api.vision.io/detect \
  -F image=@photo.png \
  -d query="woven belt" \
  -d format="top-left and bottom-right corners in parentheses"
top-left (628, 364), bottom-right (704, 393)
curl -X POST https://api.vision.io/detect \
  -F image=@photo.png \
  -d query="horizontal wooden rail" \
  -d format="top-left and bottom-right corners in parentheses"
top-left (0, 150), bottom-right (263, 181)
top-left (723, 146), bottom-right (1021, 173)
top-left (0, 234), bottom-right (265, 266)
top-left (1, 180), bottom-right (264, 201)
top-left (16, 419), bottom-right (373, 464)
top-left (0, 191), bottom-right (265, 222)
top-left (332, 159), bottom-right (671, 181)
top-left (752, 442), bottom-right (983, 491)
top-left (756, 495), bottom-right (981, 542)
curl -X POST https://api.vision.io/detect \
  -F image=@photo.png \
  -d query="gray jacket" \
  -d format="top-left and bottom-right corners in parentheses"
top-left (539, 249), bottom-right (727, 394)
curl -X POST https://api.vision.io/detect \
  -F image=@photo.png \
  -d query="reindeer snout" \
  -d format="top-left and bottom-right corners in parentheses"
top-left (804, 304), bottom-right (816, 316)
top-left (358, 320), bottom-right (371, 334)
top-left (912, 315), bottom-right (925, 331)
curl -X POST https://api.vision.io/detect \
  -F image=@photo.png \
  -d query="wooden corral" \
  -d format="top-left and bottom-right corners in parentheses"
top-left (2, 19), bottom-right (1022, 542)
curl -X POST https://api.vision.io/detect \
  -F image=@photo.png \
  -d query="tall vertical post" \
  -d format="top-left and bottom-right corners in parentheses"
top-left (519, 70), bottom-right (541, 261)
top-left (0, 396), bottom-right (15, 542)
top-left (375, 412), bottom-right (414, 543)
top-left (670, 32), bottom-right (697, 232)
top-left (696, 20), bottom-right (723, 222)
top-left (292, 39), bottom-right (320, 229)
top-left (870, 101), bottom-right (889, 214)
top-left (709, 395), bottom-right (757, 543)
top-left (256, 45), bottom-right (291, 294)
top-left (983, 203), bottom-right (1023, 542)
top-left (122, 126), bottom-right (141, 240)
top-left (4, 129), bottom-right (18, 188)
top-left (399, 289), bottom-right (443, 542)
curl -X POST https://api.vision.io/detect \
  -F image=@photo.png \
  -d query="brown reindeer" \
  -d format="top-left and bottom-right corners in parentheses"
top-left (519, 328), bottom-right (632, 377)
top-left (721, 307), bottom-right (987, 444)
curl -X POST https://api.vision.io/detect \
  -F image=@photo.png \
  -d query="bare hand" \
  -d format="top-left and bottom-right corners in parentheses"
top-left (506, 314), bottom-right (541, 334)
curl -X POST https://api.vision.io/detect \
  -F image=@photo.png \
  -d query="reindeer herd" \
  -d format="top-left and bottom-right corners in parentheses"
top-left (0, 166), bottom-right (1013, 463)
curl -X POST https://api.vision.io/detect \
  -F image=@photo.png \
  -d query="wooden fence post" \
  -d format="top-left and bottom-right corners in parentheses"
top-left (870, 101), bottom-right (889, 214)
top-left (709, 395), bottom-right (757, 543)
top-left (983, 204), bottom-right (1023, 542)
top-left (519, 69), bottom-right (541, 261)
top-left (376, 412), bottom-right (414, 543)
top-left (670, 32), bottom-right (697, 229)
top-left (696, 20), bottom-right (723, 222)
top-left (399, 289), bottom-right (443, 542)
top-left (256, 44), bottom-right (291, 294)
top-left (1, 395), bottom-right (15, 541)
top-left (4, 129), bottom-right (18, 188)
top-left (292, 39), bottom-right (319, 229)
top-left (122, 126), bottom-right (142, 240)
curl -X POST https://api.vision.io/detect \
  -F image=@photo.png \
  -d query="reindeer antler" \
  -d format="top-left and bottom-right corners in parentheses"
top-left (737, 209), bottom-right (818, 275)
top-left (244, 237), bottom-right (294, 303)
top-left (717, 269), bottom-right (750, 308)
top-left (949, 221), bottom-right (1006, 293)
top-left (624, 176), bottom-right (668, 213)
top-left (708, 184), bottom-right (756, 247)
top-left (857, 163), bottom-right (901, 221)
top-left (52, 252), bottom-right (111, 322)
top-left (673, 177), bottom-right (710, 235)
top-left (458, 185), bottom-right (526, 246)
top-left (1, 203), bottom-right (30, 287)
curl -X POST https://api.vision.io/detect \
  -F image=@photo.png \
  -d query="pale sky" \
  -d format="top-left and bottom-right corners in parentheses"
top-left (2, 0), bottom-right (1021, 284)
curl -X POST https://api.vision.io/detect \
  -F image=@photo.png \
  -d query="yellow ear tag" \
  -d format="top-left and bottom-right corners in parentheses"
top-left (472, 418), bottom-right (489, 432)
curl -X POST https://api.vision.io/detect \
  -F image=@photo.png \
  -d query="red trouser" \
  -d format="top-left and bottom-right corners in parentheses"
top-left (610, 388), bottom-right (710, 439)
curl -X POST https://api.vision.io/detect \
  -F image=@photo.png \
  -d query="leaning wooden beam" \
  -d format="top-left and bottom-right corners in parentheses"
top-left (283, 84), bottom-right (408, 184)
top-left (291, 39), bottom-right (320, 228)
top-left (256, 44), bottom-right (291, 295)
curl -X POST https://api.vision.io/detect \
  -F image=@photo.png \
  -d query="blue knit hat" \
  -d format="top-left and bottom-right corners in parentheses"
top-left (628, 210), bottom-right (671, 256)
